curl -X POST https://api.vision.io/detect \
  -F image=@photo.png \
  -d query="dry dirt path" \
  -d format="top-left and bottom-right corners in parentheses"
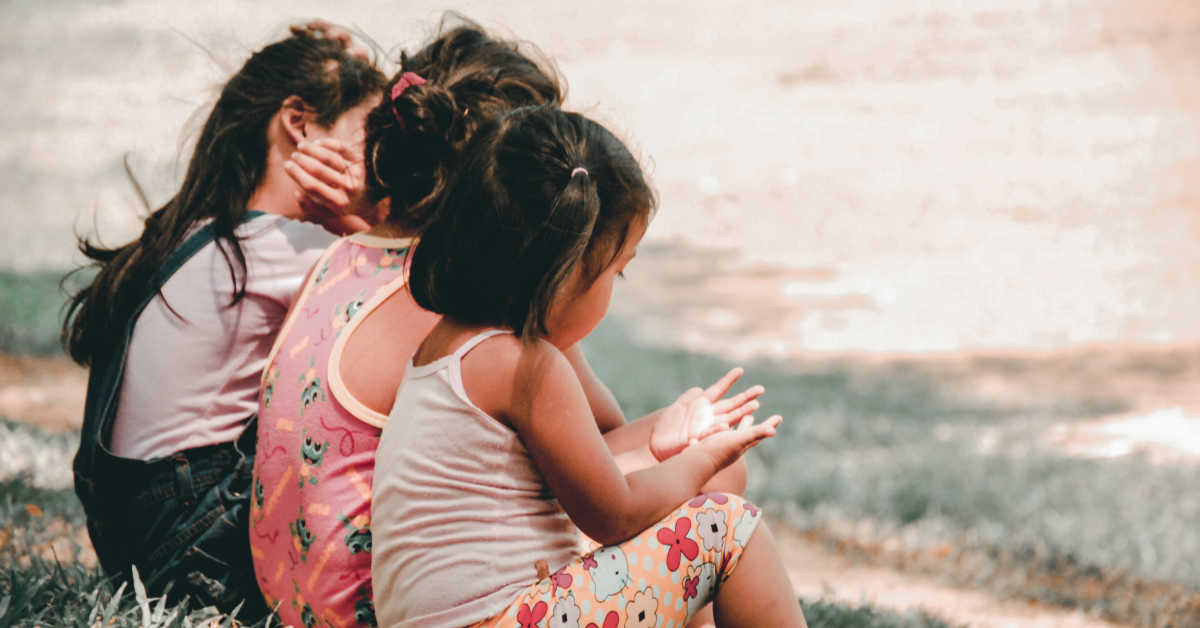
top-left (0, 355), bottom-right (1137, 627)
top-left (773, 522), bottom-right (1128, 628)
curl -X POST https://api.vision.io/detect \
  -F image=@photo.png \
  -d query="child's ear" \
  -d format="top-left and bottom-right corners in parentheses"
top-left (279, 95), bottom-right (311, 146)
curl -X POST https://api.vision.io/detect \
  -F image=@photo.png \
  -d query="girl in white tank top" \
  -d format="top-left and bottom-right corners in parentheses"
top-left (372, 108), bottom-right (807, 627)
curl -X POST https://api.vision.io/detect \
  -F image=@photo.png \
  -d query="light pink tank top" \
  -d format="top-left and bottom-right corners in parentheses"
top-left (372, 330), bottom-right (580, 628)
top-left (250, 233), bottom-right (415, 628)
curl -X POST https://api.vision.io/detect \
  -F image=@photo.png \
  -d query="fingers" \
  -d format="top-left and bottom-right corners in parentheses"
top-left (300, 138), bottom-right (361, 173)
top-left (731, 414), bottom-right (781, 453)
top-left (286, 160), bottom-right (349, 214)
top-left (291, 149), bottom-right (352, 193)
top-left (711, 384), bottom-right (764, 415)
top-left (703, 367), bottom-right (744, 402)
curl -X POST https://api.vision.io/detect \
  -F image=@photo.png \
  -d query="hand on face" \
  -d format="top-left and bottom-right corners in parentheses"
top-left (285, 138), bottom-right (372, 234)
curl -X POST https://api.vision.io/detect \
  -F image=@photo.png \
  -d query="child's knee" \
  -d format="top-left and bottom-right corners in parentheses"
top-left (676, 493), bottom-right (763, 559)
top-left (699, 458), bottom-right (747, 495)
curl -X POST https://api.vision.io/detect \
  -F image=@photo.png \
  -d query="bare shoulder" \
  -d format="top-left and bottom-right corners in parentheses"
top-left (461, 335), bottom-right (576, 424)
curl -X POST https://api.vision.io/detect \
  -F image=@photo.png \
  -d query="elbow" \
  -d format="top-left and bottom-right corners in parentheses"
top-left (573, 497), bottom-right (644, 546)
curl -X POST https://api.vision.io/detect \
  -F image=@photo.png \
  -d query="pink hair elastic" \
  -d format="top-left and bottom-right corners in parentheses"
top-left (390, 72), bottom-right (427, 129)
top-left (570, 167), bottom-right (589, 178)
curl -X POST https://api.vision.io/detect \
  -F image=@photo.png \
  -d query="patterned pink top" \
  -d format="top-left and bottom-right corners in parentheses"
top-left (250, 233), bottom-right (417, 628)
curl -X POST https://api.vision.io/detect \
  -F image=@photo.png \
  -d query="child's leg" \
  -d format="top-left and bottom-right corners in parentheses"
top-left (473, 493), bottom-right (803, 628)
top-left (713, 522), bottom-right (808, 627)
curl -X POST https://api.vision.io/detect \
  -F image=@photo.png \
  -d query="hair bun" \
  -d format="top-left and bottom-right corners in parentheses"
top-left (391, 82), bottom-right (459, 145)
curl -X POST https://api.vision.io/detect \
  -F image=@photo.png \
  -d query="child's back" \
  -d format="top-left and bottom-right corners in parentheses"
top-left (372, 107), bottom-right (807, 627)
top-left (372, 330), bottom-right (578, 625)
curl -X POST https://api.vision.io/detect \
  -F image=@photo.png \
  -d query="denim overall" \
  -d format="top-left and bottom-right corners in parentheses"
top-left (73, 212), bottom-right (269, 619)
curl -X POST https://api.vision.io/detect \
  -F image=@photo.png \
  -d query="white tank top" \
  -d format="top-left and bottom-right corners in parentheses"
top-left (372, 329), bottom-right (579, 628)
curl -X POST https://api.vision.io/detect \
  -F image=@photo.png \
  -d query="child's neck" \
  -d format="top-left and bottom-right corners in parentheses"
top-left (413, 318), bottom-right (509, 366)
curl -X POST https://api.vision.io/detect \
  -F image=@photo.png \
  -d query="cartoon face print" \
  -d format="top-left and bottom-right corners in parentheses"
top-left (314, 259), bottom-right (331, 285)
top-left (297, 357), bottom-right (326, 415)
top-left (331, 291), bottom-right (367, 335)
top-left (299, 601), bottom-right (317, 628)
top-left (354, 591), bottom-right (377, 627)
top-left (733, 507), bottom-right (760, 548)
top-left (262, 365), bottom-right (279, 408)
top-left (695, 507), bottom-right (727, 553)
top-left (376, 247), bottom-right (408, 273)
top-left (289, 507), bottom-right (315, 562)
top-left (298, 429), bottom-right (329, 488)
top-left (548, 591), bottom-right (581, 628)
top-left (684, 562), bottom-right (717, 618)
top-left (625, 587), bottom-right (659, 628)
top-left (340, 513), bottom-right (372, 554)
top-left (584, 545), bottom-right (633, 602)
top-left (254, 478), bottom-right (265, 509)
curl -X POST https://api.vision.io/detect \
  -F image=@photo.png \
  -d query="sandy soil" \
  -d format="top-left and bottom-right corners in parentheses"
top-left (773, 522), bottom-right (1128, 628)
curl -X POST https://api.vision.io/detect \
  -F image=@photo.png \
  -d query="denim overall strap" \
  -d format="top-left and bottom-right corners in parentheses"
top-left (72, 212), bottom-right (265, 530)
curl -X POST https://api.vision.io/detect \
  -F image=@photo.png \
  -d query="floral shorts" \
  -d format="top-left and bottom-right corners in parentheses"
top-left (472, 493), bottom-right (762, 628)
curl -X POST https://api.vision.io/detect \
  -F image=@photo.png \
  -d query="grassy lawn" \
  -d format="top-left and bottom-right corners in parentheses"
top-left (581, 317), bottom-right (1200, 624)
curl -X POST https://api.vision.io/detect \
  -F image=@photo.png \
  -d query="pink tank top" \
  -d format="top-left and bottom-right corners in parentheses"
top-left (249, 233), bottom-right (415, 628)
top-left (371, 330), bottom-right (580, 628)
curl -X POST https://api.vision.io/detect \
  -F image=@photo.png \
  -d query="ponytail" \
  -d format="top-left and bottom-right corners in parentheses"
top-left (362, 19), bottom-right (563, 232)
top-left (408, 107), bottom-right (655, 342)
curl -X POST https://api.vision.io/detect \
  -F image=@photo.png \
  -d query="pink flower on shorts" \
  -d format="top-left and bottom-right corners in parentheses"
top-left (656, 517), bottom-right (700, 571)
top-left (585, 610), bottom-right (620, 628)
top-left (516, 600), bottom-right (547, 628)
top-left (581, 552), bottom-right (598, 570)
top-left (688, 493), bottom-right (729, 508)
top-left (550, 566), bottom-right (573, 593)
top-left (682, 573), bottom-right (700, 600)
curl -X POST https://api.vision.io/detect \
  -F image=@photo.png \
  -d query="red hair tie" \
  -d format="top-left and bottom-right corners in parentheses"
top-left (390, 72), bottom-right (427, 129)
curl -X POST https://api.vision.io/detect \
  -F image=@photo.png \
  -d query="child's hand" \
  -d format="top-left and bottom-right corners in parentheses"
top-left (285, 138), bottom-right (373, 235)
top-left (689, 414), bottom-right (782, 473)
top-left (648, 368), bottom-right (764, 462)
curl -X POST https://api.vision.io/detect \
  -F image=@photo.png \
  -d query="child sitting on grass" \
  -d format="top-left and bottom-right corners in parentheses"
top-left (371, 105), bottom-right (807, 627)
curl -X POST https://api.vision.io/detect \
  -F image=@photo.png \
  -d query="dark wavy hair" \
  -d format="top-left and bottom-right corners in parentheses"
top-left (61, 28), bottom-right (387, 366)
top-left (408, 106), bottom-right (656, 340)
top-left (363, 17), bottom-right (563, 232)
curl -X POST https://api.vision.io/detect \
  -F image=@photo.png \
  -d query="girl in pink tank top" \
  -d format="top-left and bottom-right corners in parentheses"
top-left (251, 234), bottom-right (416, 626)
top-left (251, 19), bottom-right (566, 627)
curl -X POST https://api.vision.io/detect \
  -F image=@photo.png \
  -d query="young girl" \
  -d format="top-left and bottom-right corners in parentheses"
top-left (248, 23), bottom-right (564, 628)
top-left (62, 24), bottom-right (387, 617)
top-left (372, 107), bottom-right (807, 627)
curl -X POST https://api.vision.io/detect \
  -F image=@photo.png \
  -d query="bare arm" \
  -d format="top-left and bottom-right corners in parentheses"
top-left (562, 343), bottom-right (627, 433)
top-left (466, 337), bottom-right (778, 545)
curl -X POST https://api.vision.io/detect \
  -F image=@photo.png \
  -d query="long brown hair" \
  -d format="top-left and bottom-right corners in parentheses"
top-left (62, 28), bottom-right (386, 366)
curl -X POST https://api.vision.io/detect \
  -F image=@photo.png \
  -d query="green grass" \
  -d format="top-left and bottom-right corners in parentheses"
top-left (2, 269), bottom-right (1197, 624)
top-left (0, 477), bottom-right (957, 627)
top-left (0, 268), bottom-right (87, 356)
top-left (581, 317), bottom-right (1200, 614)
top-left (799, 598), bottom-right (962, 628)
top-left (0, 419), bottom-right (956, 627)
